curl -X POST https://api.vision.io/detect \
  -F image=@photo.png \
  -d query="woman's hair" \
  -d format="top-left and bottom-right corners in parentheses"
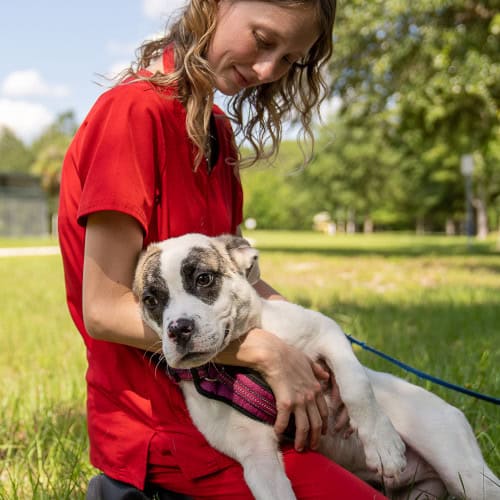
top-left (126, 0), bottom-right (336, 167)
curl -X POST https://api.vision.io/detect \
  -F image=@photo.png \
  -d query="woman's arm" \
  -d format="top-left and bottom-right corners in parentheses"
top-left (82, 211), bottom-right (160, 351)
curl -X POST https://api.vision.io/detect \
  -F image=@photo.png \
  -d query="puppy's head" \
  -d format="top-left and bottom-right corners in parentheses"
top-left (134, 233), bottom-right (261, 368)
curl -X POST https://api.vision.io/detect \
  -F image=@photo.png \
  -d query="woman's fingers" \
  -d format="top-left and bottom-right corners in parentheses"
top-left (293, 405), bottom-right (309, 451)
top-left (273, 372), bottom-right (328, 451)
top-left (274, 399), bottom-right (293, 436)
top-left (311, 360), bottom-right (331, 381)
top-left (306, 393), bottom-right (328, 450)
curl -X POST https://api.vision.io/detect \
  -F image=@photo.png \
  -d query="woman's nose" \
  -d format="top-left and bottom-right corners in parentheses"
top-left (252, 58), bottom-right (287, 84)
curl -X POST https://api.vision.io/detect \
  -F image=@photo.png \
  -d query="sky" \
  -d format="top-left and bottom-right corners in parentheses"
top-left (0, 0), bottom-right (340, 145)
top-left (0, 0), bottom-right (187, 143)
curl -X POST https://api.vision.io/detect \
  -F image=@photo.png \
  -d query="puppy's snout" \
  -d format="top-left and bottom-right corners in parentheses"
top-left (167, 318), bottom-right (195, 345)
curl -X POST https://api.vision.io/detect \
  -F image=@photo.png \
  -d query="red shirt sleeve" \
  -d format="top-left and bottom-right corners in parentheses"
top-left (75, 83), bottom-right (168, 236)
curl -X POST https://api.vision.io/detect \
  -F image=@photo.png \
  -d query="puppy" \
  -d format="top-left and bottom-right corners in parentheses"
top-left (134, 233), bottom-right (499, 500)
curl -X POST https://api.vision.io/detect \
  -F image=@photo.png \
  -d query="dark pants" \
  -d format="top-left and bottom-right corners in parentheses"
top-left (86, 474), bottom-right (193, 500)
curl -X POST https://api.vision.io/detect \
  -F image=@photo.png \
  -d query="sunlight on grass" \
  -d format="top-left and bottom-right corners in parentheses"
top-left (0, 254), bottom-right (92, 498)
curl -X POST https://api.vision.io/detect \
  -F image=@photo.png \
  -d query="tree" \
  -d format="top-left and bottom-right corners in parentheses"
top-left (329, 0), bottom-right (500, 234)
top-left (0, 126), bottom-right (34, 173)
top-left (296, 115), bottom-right (404, 232)
top-left (30, 111), bottom-right (78, 228)
top-left (241, 141), bottom-right (314, 230)
top-left (30, 110), bottom-right (78, 192)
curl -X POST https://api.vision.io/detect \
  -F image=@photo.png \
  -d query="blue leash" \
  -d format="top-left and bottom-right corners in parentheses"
top-left (346, 334), bottom-right (500, 405)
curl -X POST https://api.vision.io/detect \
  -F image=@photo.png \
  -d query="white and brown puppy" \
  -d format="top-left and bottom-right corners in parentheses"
top-left (134, 233), bottom-right (499, 500)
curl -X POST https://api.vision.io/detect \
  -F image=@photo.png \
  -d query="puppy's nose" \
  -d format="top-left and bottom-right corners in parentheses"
top-left (167, 318), bottom-right (195, 345)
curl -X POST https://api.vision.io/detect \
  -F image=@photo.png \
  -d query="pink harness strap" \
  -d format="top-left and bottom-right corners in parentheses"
top-left (170, 364), bottom-right (279, 425)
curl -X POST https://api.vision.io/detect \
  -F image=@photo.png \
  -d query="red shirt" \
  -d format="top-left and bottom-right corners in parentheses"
top-left (58, 49), bottom-right (243, 489)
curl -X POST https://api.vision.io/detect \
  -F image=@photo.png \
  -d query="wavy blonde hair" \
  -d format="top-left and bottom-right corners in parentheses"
top-left (125, 0), bottom-right (336, 167)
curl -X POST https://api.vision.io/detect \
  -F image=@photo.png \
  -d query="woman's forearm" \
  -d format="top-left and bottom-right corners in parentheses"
top-left (82, 211), bottom-right (161, 351)
top-left (83, 284), bottom-right (161, 352)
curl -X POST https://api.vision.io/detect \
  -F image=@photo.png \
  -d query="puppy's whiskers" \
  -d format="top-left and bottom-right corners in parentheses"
top-left (142, 342), bottom-right (166, 377)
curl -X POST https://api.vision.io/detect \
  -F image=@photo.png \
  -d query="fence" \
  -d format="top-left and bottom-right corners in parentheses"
top-left (0, 173), bottom-right (49, 237)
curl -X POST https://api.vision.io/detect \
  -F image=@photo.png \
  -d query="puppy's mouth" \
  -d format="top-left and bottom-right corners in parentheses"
top-left (173, 324), bottom-right (232, 368)
top-left (181, 351), bottom-right (211, 361)
top-left (177, 351), bottom-right (214, 367)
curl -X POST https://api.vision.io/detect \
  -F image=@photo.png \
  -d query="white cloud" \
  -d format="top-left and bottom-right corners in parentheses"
top-left (1, 70), bottom-right (70, 99)
top-left (106, 61), bottom-right (132, 79)
top-left (106, 40), bottom-right (138, 57)
top-left (0, 99), bottom-right (54, 142)
top-left (106, 29), bottom-right (164, 60)
top-left (143, 0), bottom-right (187, 20)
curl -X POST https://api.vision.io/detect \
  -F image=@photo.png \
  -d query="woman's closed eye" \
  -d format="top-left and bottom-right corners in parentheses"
top-left (253, 31), bottom-right (307, 68)
top-left (253, 30), bottom-right (274, 50)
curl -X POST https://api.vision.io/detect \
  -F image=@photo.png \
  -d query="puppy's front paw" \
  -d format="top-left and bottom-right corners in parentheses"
top-left (359, 414), bottom-right (406, 478)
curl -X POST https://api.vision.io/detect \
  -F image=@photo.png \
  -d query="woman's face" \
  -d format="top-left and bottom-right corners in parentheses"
top-left (207, 0), bottom-right (320, 95)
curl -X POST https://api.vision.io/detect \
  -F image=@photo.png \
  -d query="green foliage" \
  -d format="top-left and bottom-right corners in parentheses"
top-left (323, 0), bottom-right (500, 231)
top-left (299, 115), bottom-right (406, 228)
top-left (0, 127), bottom-right (34, 173)
top-left (242, 141), bottom-right (315, 229)
top-left (30, 111), bottom-right (78, 196)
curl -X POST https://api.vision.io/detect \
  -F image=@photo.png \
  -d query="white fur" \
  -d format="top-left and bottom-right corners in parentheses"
top-left (136, 234), bottom-right (499, 500)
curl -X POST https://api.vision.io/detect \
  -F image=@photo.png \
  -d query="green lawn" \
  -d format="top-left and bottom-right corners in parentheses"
top-left (0, 236), bottom-right (59, 248)
top-left (0, 232), bottom-right (499, 498)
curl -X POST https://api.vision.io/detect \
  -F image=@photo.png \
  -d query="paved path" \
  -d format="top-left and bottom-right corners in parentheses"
top-left (0, 246), bottom-right (60, 257)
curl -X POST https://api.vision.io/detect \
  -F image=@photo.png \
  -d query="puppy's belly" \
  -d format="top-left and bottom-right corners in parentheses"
top-left (318, 430), bottom-right (369, 474)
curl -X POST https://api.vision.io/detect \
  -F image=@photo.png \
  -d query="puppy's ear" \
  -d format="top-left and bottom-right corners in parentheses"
top-left (217, 234), bottom-right (261, 285)
top-left (133, 243), bottom-right (161, 297)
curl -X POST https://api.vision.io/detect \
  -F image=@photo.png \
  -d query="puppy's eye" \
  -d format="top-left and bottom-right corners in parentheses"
top-left (142, 293), bottom-right (159, 308)
top-left (196, 272), bottom-right (214, 288)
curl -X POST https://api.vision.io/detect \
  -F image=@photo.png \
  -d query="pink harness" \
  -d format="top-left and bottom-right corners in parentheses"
top-left (168, 363), bottom-right (295, 437)
top-left (170, 364), bottom-right (277, 423)
top-left (145, 349), bottom-right (296, 436)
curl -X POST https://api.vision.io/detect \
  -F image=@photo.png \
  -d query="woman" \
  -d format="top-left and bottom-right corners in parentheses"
top-left (58, 1), bottom-right (388, 498)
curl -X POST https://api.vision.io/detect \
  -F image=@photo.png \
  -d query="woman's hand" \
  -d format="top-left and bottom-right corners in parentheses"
top-left (217, 328), bottom-right (330, 452)
top-left (260, 336), bottom-right (330, 452)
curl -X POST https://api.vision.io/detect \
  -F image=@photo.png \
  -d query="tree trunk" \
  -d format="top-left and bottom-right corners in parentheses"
top-left (445, 218), bottom-right (456, 236)
top-left (472, 188), bottom-right (488, 240)
top-left (346, 209), bottom-right (356, 234)
top-left (363, 217), bottom-right (374, 233)
top-left (416, 217), bottom-right (425, 235)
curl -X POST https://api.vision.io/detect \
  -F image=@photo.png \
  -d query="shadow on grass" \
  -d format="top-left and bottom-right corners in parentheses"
top-left (291, 294), bottom-right (499, 397)
top-left (311, 297), bottom-right (500, 408)
top-left (257, 241), bottom-right (498, 258)
top-left (311, 298), bottom-right (500, 345)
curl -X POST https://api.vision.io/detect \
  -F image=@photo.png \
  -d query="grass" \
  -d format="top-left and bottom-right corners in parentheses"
top-left (0, 231), bottom-right (499, 498)
top-left (0, 236), bottom-right (58, 248)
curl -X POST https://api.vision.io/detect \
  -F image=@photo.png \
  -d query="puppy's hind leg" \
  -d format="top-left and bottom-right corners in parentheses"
top-left (311, 322), bottom-right (406, 479)
top-left (367, 369), bottom-right (500, 499)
